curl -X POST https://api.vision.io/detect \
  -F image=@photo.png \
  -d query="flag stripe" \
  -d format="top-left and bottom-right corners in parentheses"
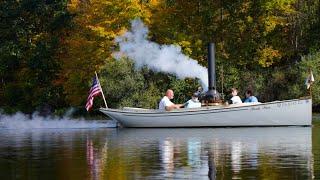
top-left (86, 90), bottom-right (101, 101)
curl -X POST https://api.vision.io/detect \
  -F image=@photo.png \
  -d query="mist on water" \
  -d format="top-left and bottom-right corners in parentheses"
top-left (0, 110), bottom-right (116, 129)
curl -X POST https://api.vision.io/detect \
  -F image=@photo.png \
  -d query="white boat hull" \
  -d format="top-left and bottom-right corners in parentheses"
top-left (100, 98), bottom-right (312, 127)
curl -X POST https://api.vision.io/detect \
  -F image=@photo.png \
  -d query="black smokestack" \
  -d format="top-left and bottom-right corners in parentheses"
top-left (208, 43), bottom-right (216, 90)
top-left (200, 42), bottom-right (221, 104)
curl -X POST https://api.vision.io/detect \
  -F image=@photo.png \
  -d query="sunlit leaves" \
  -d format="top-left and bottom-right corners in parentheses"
top-left (255, 46), bottom-right (281, 67)
top-left (58, 0), bottom-right (154, 107)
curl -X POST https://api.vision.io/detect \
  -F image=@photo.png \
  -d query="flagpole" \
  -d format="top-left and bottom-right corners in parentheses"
top-left (95, 71), bottom-right (108, 108)
top-left (309, 68), bottom-right (312, 98)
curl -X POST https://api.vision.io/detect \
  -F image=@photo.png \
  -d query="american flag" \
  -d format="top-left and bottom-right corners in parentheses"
top-left (305, 70), bottom-right (315, 89)
top-left (85, 76), bottom-right (102, 111)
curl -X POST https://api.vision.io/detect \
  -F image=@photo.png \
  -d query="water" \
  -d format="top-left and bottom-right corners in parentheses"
top-left (0, 117), bottom-right (319, 179)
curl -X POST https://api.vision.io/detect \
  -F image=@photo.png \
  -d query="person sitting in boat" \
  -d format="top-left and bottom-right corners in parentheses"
top-left (184, 92), bottom-right (202, 108)
top-left (243, 89), bottom-right (258, 103)
top-left (230, 88), bottom-right (242, 104)
top-left (159, 89), bottom-right (184, 111)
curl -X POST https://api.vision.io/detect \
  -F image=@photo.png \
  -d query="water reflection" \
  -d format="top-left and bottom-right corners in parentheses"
top-left (231, 141), bottom-right (241, 175)
top-left (187, 138), bottom-right (201, 167)
top-left (113, 127), bottom-right (313, 179)
top-left (0, 127), bottom-right (314, 179)
top-left (160, 139), bottom-right (174, 177)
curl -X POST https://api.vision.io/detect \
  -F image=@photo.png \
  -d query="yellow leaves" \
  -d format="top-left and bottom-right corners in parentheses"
top-left (58, 0), bottom-right (158, 106)
top-left (255, 46), bottom-right (282, 67)
top-left (263, 15), bottom-right (286, 34)
top-left (217, 42), bottom-right (229, 59)
top-left (67, 0), bottom-right (80, 12)
top-left (246, 16), bottom-right (253, 23)
top-left (150, 0), bottom-right (161, 7)
top-left (177, 40), bottom-right (192, 56)
top-left (260, 0), bottom-right (296, 36)
top-left (264, 0), bottom-right (296, 14)
top-left (118, 28), bottom-right (128, 36)
top-left (240, 1), bottom-right (251, 13)
top-left (30, 33), bottom-right (45, 48)
top-left (87, 26), bottom-right (115, 39)
top-left (263, 16), bottom-right (278, 33)
top-left (238, 20), bottom-right (246, 34)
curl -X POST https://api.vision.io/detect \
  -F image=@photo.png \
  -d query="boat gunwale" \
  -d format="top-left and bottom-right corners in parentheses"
top-left (100, 98), bottom-right (311, 116)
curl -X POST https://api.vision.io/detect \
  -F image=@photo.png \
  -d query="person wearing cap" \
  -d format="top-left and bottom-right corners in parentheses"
top-left (230, 88), bottom-right (242, 104)
top-left (185, 92), bottom-right (202, 108)
top-left (159, 89), bottom-right (184, 111)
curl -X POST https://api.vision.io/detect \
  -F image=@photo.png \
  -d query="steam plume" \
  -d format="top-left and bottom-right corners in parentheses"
top-left (114, 18), bottom-right (208, 89)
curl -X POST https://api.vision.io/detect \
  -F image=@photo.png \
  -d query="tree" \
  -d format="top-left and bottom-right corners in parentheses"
top-left (0, 0), bottom-right (70, 113)
top-left (58, 0), bottom-right (155, 107)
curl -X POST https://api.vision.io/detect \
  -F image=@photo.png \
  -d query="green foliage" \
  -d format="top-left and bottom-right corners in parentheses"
top-left (119, 84), bottom-right (161, 108)
top-left (99, 58), bottom-right (161, 108)
top-left (299, 52), bottom-right (320, 104)
top-left (215, 61), bottom-right (242, 99)
top-left (247, 52), bottom-right (320, 104)
top-left (168, 77), bottom-right (201, 104)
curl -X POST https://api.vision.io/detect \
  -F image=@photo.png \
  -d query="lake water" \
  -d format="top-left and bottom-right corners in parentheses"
top-left (0, 117), bottom-right (319, 179)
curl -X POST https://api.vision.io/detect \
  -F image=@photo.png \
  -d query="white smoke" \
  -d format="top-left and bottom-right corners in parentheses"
top-left (0, 112), bottom-right (117, 129)
top-left (114, 18), bottom-right (208, 89)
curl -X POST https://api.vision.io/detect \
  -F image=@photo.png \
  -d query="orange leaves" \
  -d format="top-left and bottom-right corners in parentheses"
top-left (255, 46), bottom-right (282, 67)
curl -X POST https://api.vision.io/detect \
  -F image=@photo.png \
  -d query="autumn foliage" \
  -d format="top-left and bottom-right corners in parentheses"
top-left (0, 0), bottom-right (319, 114)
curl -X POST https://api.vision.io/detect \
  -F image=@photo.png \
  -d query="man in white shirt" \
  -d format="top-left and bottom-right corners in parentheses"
top-left (159, 89), bottom-right (183, 111)
top-left (185, 93), bottom-right (202, 108)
